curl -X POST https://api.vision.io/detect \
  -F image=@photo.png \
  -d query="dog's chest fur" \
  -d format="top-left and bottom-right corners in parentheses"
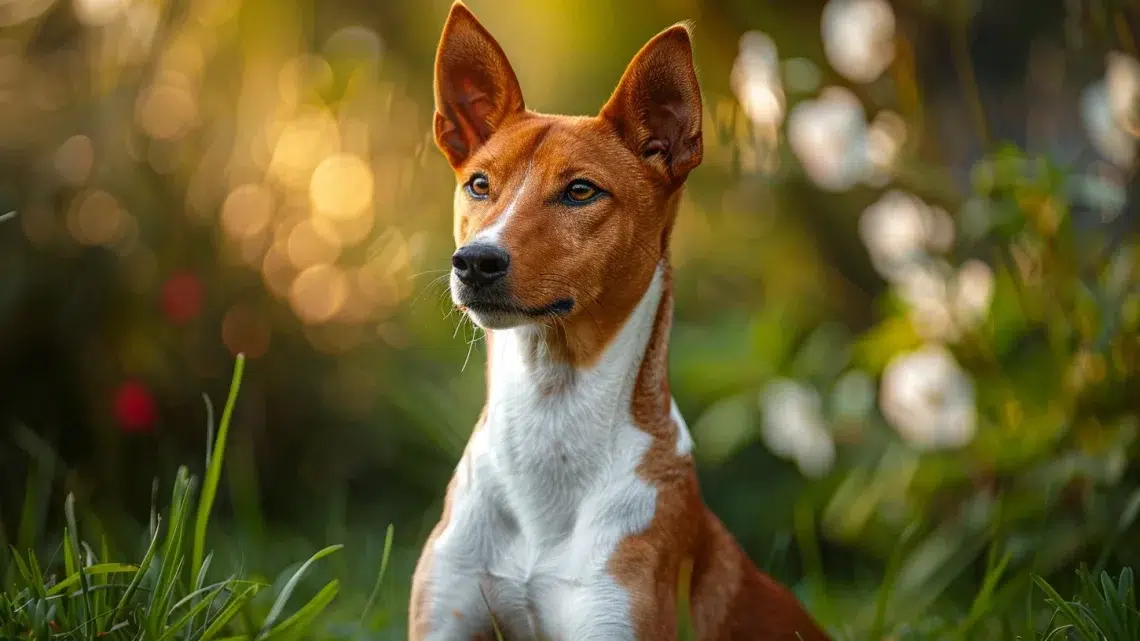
top-left (427, 266), bottom-right (693, 639)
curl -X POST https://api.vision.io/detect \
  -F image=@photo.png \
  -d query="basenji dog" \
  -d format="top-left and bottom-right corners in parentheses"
top-left (410, 3), bottom-right (833, 640)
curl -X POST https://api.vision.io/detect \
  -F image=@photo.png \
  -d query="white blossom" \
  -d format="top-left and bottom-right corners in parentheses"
top-left (858, 190), bottom-right (958, 283)
top-left (892, 258), bottom-right (995, 341)
top-left (1107, 52), bottom-right (1140, 136)
top-left (760, 379), bottom-right (836, 478)
top-left (788, 88), bottom-right (906, 191)
top-left (788, 87), bottom-right (868, 191)
top-left (1081, 51), bottom-right (1140, 168)
top-left (880, 344), bottom-right (977, 450)
top-left (858, 190), bottom-right (932, 278)
top-left (731, 31), bottom-right (785, 129)
top-left (821, 0), bottom-right (896, 83)
top-left (952, 259), bottom-right (996, 326)
top-left (895, 260), bottom-right (957, 340)
top-left (865, 110), bottom-right (907, 186)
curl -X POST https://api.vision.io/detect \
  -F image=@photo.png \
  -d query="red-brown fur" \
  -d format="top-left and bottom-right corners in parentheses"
top-left (410, 3), bottom-right (833, 640)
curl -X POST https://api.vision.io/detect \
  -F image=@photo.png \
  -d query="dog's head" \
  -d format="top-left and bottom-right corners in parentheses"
top-left (434, 2), bottom-right (702, 341)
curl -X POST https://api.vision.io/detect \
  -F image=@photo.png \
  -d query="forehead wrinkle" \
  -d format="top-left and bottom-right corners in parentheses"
top-left (531, 124), bottom-right (630, 185)
top-left (472, 120), bottom-right (553, 178)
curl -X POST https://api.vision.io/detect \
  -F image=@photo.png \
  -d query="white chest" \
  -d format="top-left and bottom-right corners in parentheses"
top-left (421, 267), bottom-right (686, 640)
top-left (427, 387), bottom-right (662, 639)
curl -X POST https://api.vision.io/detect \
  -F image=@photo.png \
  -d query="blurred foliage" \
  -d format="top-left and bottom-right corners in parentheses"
top-left (1, 0), bottom-right (1140, 638)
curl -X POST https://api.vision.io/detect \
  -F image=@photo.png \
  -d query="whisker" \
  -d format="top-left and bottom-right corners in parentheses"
top-left (410, 273), bottom-right (452, 309)
top-left (461, 324), bottom-right (485, 373)
top-left (408, 268), bottom-right (450, 280)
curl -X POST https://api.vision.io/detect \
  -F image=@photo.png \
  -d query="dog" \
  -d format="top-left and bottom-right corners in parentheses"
top-left (409, 3), bottom-right (833, 640)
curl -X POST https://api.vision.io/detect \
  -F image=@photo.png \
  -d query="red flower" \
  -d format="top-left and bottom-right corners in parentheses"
top-left (114, 381), bottom-right (157, 433)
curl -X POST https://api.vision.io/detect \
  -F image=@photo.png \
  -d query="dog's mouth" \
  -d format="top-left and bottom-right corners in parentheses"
top-left (461, 297), bottom-right (574, 318)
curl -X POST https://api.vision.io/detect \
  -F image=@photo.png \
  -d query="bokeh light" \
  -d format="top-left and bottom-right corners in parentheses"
top-left (289, 263), bottom-right (348, 324)
top-left (54, 135), bottom-right (95, 185)
top-left (135, 76), bottom-right (198, 141)
top-left (66, 189), bottom-right (125, 246)
top-left (821, 0), bottom-right (896, 83)
top-left (113, 379), bottom-right (157, 433)
top-left (310, 153), bottom-right (374, 221)
top-left (73, 0), bottom-right (126, 26)
top-left (221, 183), bottom-right (274, 241)
top-left (787, 86), bottom-right (867, 191)
top-left (268, 109), bottom-right (341, 188)
top-left (286, 217), bottom-right (342, 268)
top-left (161, 271), bottom-right (204, 324)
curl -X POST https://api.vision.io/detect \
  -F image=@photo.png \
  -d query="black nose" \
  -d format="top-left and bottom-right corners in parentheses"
top-left (452, 244), bottom-right (510, 287)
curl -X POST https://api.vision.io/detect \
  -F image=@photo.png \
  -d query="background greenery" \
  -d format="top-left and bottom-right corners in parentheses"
top-left (1, 0), bottom-right (1139, 638)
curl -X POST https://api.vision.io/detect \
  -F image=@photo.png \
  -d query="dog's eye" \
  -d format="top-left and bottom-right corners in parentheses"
top-left (466, 174), bottom-right (490, 199)
top-left (563, 180), bottom-right (600, 204)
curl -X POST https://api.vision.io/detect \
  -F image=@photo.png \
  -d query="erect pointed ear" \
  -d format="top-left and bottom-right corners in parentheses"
top-left (601, 24), bottom-right (703, 183)
top-left (433, 2), bottom-right (525, 169)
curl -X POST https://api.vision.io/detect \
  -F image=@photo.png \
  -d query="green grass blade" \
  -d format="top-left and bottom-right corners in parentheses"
top-left (148, 469), bottom-right (195, 635)
top-left (355, 524), bottom-right (394, 637)
top-left (1095, 569), bottom-right (1126, 638)
top-left (46, 564), bottom-right (139, 596)
top-left (190, 551), bottom-right (216, 636)
top-left (62, 527), bottom-right (77, 577)
top-left (255, 544), bottom-right (343, 638)
top-left (259, 579), bottom-right (340, 641)
top-left (203, 392), bottom-right (215, 474)
top-left (1042, 623), bottom-right (1074, 641)
top-left (957, 550), bottom-right (1013, 637)
top-left (150, 478), bottom-right (160, 540)
top-left (92, 537), bottom-right (109, 624)
top-left (151, 556), bottom-right (186, 635)
top-left (169, 578), bottom-right (234, 615)
top-left (64, 494), bottom-right (94, 637)
top-left (108, 514), bottom-right (162, 629)
top-left (869, 521), bottom-right (918, 639)
top-left (158, 582), bottom-right (230, 641)
top-left (26, 553), bottom-right (48, 608)
top-left (193, 354), bottom-right (246, 583)
top-left (7, 547), bottom-right (40, 597)
top-left (1033, 574), bottom-right (1102, 641)
top-left (199, 584), bottom-right (261, 641)
top-left (793, 498), bottom-right (828, 612)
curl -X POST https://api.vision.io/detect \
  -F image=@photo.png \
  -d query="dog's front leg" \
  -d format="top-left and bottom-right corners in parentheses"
top-left (409, 537), bottom-right (496, 641)
top-left (409, 467), bottom-right (504, 641)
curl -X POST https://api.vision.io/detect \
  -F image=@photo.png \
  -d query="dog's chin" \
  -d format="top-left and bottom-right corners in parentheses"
top-left (452, 296), bottom-right (575, 330)
top-left (461, 306), bottom-right (531, 330)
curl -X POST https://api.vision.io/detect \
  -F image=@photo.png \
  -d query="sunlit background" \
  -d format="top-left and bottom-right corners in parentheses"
top-left (1, 0), bottom-right (1138, 638)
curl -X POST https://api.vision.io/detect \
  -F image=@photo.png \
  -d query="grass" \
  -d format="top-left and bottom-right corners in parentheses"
top-left (0, 355), bottom-right (388, 640)
top-left (2, 356), bottom-right (1138, 640)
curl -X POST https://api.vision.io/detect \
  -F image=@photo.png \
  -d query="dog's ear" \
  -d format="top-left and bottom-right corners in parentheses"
top-left (600, 24), bottom-right (703, 183)
top-left (433, 2), bottom-right (525, 169)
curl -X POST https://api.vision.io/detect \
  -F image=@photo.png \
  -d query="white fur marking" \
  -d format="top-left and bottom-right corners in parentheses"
top-left (424, 265), bottom-right (668, 641)
top-left (671, 398), bottom-right (694, 456)
top-left (473, 161), bottom-right (532, 245)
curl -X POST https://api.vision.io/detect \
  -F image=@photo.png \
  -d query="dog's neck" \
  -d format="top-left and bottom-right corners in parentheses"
top-left (482, 261), bottom-right (673, 433)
